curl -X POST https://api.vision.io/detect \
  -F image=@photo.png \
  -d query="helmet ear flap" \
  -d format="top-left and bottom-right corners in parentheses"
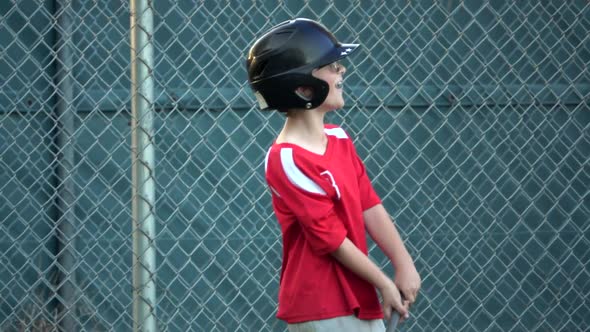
top-left (252, 74), bottom-right (329, 111)
top-left (294, 87), bottom-right (321, 109)
top-left (293, 75), bottom-right (330, 109)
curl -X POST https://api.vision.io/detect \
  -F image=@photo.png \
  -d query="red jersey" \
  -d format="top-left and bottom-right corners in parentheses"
top-left (264, 124), bottom-right (383, 323)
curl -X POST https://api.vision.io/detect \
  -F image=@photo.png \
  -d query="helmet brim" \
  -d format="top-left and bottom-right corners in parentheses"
top-left (338, 43), bottom-right (360, 57)
top-left (317, 43), bottom-right (360, 68)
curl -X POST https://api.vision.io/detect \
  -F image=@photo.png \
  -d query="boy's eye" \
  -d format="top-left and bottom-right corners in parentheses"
top-left (329, 62), bottom-right (343, 73)
top-left (322, 61), bottom-right (343, 74)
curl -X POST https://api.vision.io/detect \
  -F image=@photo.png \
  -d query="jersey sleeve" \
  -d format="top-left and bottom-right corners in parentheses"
top-left (265, 147), bottom-right (347, 255)
top-left (350, 141), bottom-right (382, 211)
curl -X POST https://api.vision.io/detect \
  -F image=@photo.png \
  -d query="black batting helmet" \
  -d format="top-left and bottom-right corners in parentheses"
top-left (246, 18), bottom-right (359, 111)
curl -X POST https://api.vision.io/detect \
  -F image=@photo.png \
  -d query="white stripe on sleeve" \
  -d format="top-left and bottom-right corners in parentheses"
top-left (280, 148), bottom-right (326, 195)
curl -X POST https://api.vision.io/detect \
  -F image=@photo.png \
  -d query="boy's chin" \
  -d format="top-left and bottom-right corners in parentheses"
top-left (330, 99), bottom-right (345, 110)
top-left (319, 98), bottom-right (345, 111)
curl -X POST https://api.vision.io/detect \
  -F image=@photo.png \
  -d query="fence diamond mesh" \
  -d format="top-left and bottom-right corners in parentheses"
top-left (0, 0), bottom-right (589, 331)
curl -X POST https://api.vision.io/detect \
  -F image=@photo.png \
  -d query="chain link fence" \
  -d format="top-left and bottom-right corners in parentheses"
top-left (1, 0), bottom-right (589, 331)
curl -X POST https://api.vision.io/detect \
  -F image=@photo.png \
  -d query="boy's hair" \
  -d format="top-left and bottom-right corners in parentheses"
top-left (246, 18), bottom-right (359, 112)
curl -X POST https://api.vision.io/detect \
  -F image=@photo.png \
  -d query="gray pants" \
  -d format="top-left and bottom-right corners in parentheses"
top-left (287, 315), bottom-right (385, 332)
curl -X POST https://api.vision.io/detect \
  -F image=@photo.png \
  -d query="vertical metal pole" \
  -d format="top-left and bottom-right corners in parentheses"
top-left (54, 0), bottom-right (77, 330)
top-left (130, 0), bottom-right (157, 331)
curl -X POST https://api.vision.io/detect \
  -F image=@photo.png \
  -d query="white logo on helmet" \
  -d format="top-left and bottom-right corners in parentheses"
top-left (340, 48), bottom-right (353, 55)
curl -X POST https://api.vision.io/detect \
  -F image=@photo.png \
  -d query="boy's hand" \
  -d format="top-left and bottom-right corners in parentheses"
top-left (379, 279), bottom-right (410, 321)
top-left (394, 263), bottom-right (421, 305)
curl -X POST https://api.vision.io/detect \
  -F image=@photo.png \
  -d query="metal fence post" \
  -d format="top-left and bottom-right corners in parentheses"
top-left (54, 0), bottom-right (77, 330)
top-left (130, 0), bottom-right (157, 331)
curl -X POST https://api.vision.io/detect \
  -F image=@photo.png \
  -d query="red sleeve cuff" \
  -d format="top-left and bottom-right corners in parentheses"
top-left (301, 215), bottom-right (348, 256)
top-left (315, 228), bottom-right (347, 255)
top-left (361, 189), bottom-right (382, 211)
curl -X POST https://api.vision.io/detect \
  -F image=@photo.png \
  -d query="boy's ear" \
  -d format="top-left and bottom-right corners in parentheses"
top-left (295, 86), bottom-right (314, 101)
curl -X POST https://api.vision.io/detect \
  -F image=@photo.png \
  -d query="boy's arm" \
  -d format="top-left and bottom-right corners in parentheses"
top-left (363, 204), bottom-right (421, 304)
top-left (331, 238), bottom-right (409, 320)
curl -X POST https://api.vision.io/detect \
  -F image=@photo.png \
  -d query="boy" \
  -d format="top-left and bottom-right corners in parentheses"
top-left (246, 18), bottom-right (421, 331)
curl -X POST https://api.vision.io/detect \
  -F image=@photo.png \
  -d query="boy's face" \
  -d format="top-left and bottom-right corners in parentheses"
top-left (312, 61), bottom-right (347, 111)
